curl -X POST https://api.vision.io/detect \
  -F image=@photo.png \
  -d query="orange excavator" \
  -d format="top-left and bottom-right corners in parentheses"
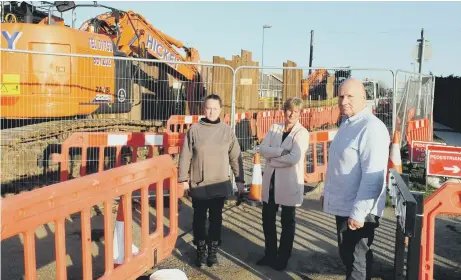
top-left (301, 68), bottom-right (330, 99)
top-left (1, 1), bottom-right (204, 121)
top-left (0, 1), bottom-right (206, 193)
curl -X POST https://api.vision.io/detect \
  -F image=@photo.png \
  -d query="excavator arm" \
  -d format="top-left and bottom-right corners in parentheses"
top-left (301, 69), bottom-right (329, 98)
top-left (79, 8), bottom-right (205, 114)
top-left (79, 10), bottom-right (200, 81)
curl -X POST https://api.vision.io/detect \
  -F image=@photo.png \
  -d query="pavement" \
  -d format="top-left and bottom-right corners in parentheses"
top-left (3, 185), bottom-right (460, 280)
top-left (433, 122), bottom-right (461, 146)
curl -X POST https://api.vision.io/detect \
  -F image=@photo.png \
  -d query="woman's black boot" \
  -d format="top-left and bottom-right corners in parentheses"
top-left (195, 240), bottom-right (207, 267)
top-left (207, 240), bottom-right (219, 267)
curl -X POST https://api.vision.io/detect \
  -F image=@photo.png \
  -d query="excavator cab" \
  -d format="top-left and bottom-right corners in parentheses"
top-left (0, 1), bottom-right (136, 121)
top-left (1, 1), bottom-right (203, 123)
top-left (54, 1), bottom-right (76, 13)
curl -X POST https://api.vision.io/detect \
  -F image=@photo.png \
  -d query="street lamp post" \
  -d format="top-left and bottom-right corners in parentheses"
top-left (260, 24), bottom-right (272, 97)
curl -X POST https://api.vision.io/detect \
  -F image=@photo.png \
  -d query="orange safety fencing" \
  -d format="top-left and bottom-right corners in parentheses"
top-left (224, 112), bottom-right (256, 140)
top-left (419, 182), bottom-right (461, 280)
top-left (304, 130), bottom-right (337, 183)
top-left (299, 109), bottom-right (311, 129)
top-left (223, 112), bottom-right (254, 126)
top-left (165, 114), bottom-right (204, 155)
top-left (307, 107), bottom-right (341, 130)
top-left (1, 155), bottom-right (183, 280)
top-left (406, 118), bottom-right (432, 145)
top-left (273, 110), bottom-right (285, 123)
top-left (166, 115), bottom-right (205, 133)
top-left (253, 106), bottom-right (340, 142)
top-left (51, 132), bottom-right (168, 182)
top-left (256, 111), bottom-right (274, 142)
top-left (165, 106), bottom-right (341, 145)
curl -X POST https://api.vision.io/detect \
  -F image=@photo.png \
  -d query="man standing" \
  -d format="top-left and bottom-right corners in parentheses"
top-left (321, 78), bottom-right (390, 280)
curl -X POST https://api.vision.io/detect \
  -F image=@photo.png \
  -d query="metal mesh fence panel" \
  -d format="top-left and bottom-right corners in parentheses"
top-left (0, 49), bottom-right (233, 195)
top-left (233, 66), bottom-right (395, 187)
top-left (1, 47), bottom-right (413, 195)
top-left (395, 70), bottom-right (435, 146)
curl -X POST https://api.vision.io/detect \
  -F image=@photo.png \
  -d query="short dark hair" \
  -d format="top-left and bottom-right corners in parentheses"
top-left (203, 93), bottom-right (223, 107)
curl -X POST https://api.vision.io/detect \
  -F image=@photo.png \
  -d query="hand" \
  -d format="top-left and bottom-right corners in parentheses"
top-left (320, 195), bottom-right (324, 211)
top-left (347, 217), bottom-right (364, 230)
top-left (183, 181), bottom-right (190, 191)
top-left (236, 182), bottom-right (245, 194)
top-left (281, 149), bottom-right (290, 156)
top-left (178, 181), bottom-right (190, 199)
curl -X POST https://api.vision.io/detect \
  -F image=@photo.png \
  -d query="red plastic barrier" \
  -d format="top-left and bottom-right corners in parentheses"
top-left (299, 109), bottom-right (311, 129)
top-left (406, 118), bottom-right (431, 145)
top-left (304, 130), bottom-right (337, 183)
top-left (273, 110), bottom-right (285, 123)
top-left (165, 115), bottom-right (204, 155)
top-left (52, 132), bottom-right (167, 182)
top-left (1, 156), bottom-right (181, 280)
top-left (256, 111), bottom-right (275, 142)
top-left (420, 182), bottom-right (461, 280)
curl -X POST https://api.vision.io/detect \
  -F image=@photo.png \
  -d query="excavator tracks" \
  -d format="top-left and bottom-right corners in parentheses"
top-left (1, 119), bottom-right (165, 196)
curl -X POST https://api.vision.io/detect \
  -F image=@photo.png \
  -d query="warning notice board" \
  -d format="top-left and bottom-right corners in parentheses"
top-left (426, 145), bottom-right (461, 178)
top-left (410, 141), bottom-right (446, 164)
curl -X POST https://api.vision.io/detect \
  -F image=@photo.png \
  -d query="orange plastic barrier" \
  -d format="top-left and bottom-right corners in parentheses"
top-left (406, 118), bottom-right (432, 145)
top-left (52, 132), bottom-right (168, 182)
top-left (1, 155), bottom-right (182, 280)
top-left (224, 112), bottom-right (256, 137)
top-left (223, 112), bottom-right (252, 125)
top-left (256, 111), bottom-right (275, 142)
top-left (304, 130), bottom-right (337, 183)
top-left (331, 106), bottom-right (341, 126)
top-left (299, 108), bottom-right (311, 129)
top-left (273, 110), bottom-right (285, 123)
top-left (419, 182), bottom-right (461, 280)
top-left (166, 115), bottom-right (205, 133)
top-left (309, 108), bottom-right (323, 130)
top-left (165, 115), bottom-right (204, 155)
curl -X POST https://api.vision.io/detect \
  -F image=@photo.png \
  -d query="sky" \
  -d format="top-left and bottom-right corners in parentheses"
top-left (58, 1), bottom-right (461, 86)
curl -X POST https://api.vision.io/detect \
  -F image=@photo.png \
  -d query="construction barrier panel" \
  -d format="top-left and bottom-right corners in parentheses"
top-left (406, 118), bottom-right (432, 145)
top-left (255, 111), bottom-right (274, 142)
top-left (273, 110), bottom-right (285, 123)
top-left (419, 182), bottom-right (461, 280)
top-left (299, 109), bottom-right (311, 131)
top-left (0, 49), bottom-right (236, 195)
top-left (165, 115), bottom-right (204, 155)
top-left (224, 112), bottom-right (256, 151)
top-left (51, 132), bottom-right (168, 182)
top-left (1, 48), bottom-right (435, 195)
top-left (1, 155), bottom-right (182, 280)
top-left (395, 70), bottom-right (435, 147)
top-left (304, 130), bottom-right (337, 183)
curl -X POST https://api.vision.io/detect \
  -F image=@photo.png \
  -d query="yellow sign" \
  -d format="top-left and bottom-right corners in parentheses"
top-left (240, 78), bottom-right (253, 85)
top-left (1, 74), bottom-right (20, 95)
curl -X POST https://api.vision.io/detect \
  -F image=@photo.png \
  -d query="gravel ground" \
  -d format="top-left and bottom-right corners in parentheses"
top-left (2, 187), bottom-right (460, 280)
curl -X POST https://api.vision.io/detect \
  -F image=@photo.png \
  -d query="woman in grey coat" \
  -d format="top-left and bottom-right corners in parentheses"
top-left (178, 93), bottom-right (245, 267)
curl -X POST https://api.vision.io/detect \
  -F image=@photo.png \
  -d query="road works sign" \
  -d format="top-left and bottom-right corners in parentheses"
top-left (410, 141), bottom-right (446, 164)
top-left (426, 145), bottom-right (461, 178)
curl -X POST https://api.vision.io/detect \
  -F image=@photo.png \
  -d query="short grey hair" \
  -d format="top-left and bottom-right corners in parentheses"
top-left (283, 96), bottom-right (304, 112)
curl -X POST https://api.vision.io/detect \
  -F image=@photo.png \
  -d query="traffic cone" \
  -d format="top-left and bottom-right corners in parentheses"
top-left (248, 152), bottom-right (263, 201)
top-left (113, 201), bottom-right (139, 267)
top-left (388, 131), bottom-right (402, 174)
